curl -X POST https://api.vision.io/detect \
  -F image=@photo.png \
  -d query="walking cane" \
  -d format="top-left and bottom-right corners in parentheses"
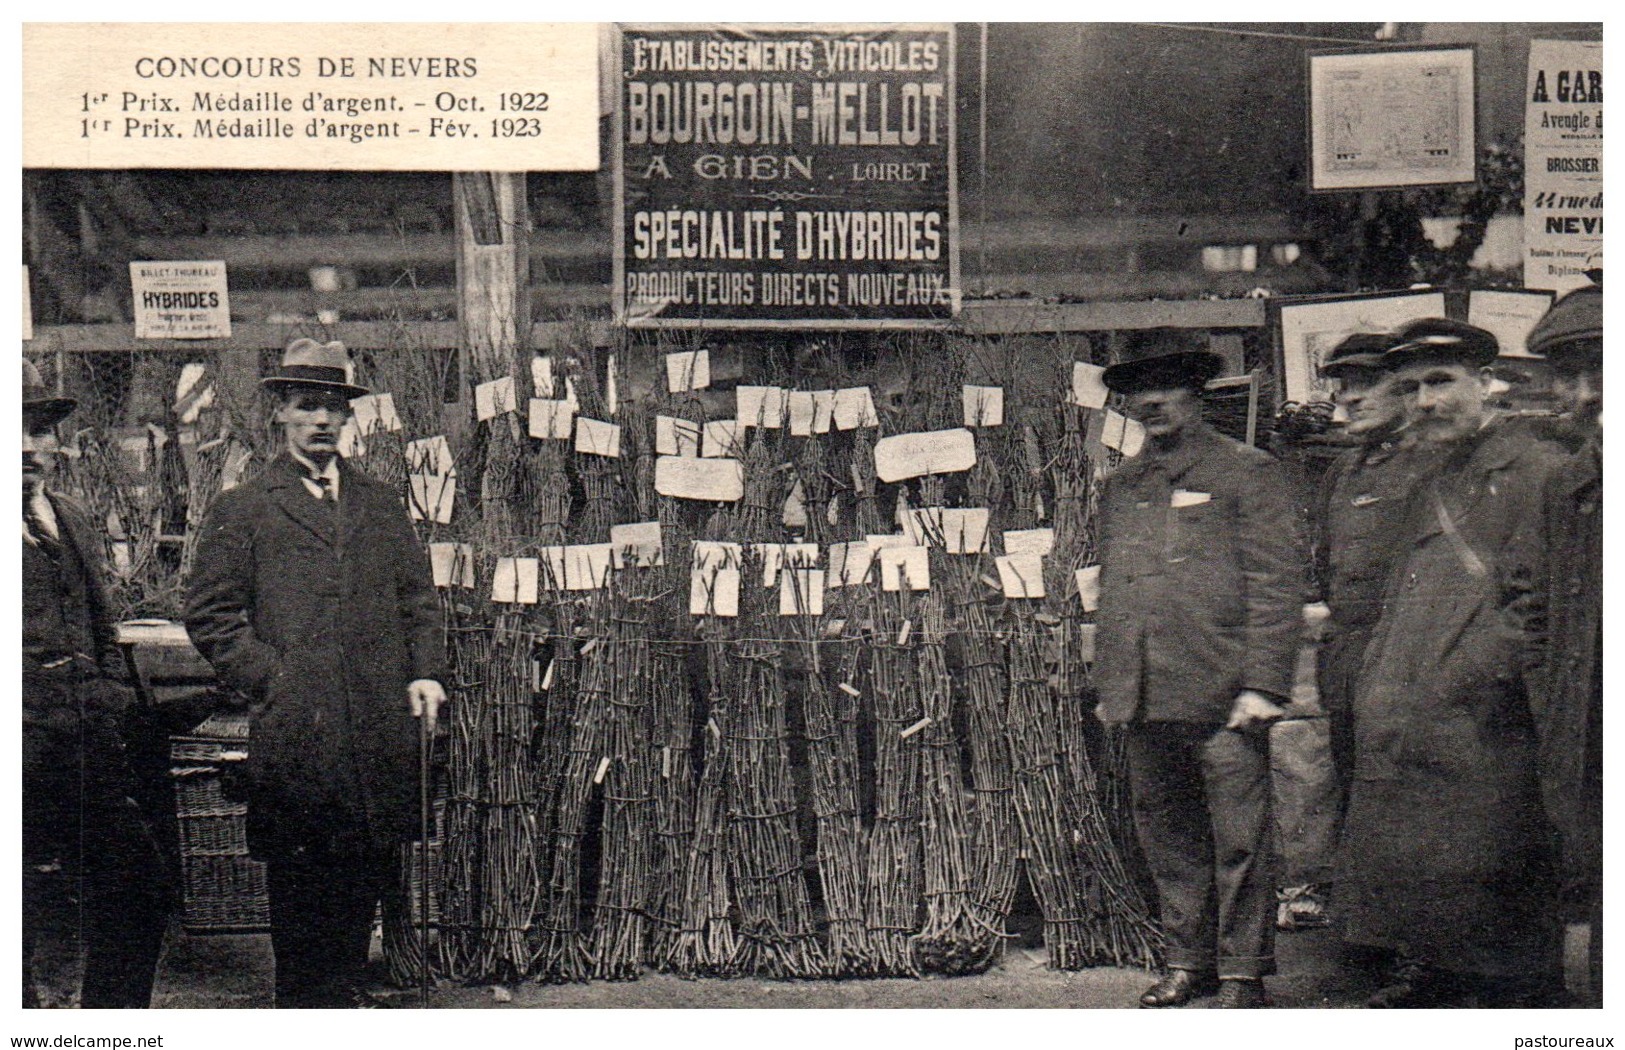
top-left (418, 699), bottom-right (433, 1008)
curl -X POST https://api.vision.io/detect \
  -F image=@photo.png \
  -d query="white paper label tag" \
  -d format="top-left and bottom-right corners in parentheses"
top-left (827, 540), bottom-right (876, 588)
top-left (702, 419), bottom-right (743, 458)
top-left (1078, 622), bottom-right (1098, 664)
top-left (1071, 362), bottom-right (1110, 409)
top-left (1102, 410), bottom-right (1146, 457)
top-left (406, 435), bottom-right (455, 475)
top-left (1003, 528), bottom-right (1055, 557)
top-left (878, 545), bottom-right (930, 591)
top-left (910, 507), bottom-right (990, 553)
top-left (656, 415), bottom-right (703, 456)
top-left (336, 419), bottom-right (366, 460)
top-left (737, 385), bottom-right (787, 429)
top-left (779, 568), bottom-right (826, 616)
top-left (754, 542), bottom-right (820, 587)
top-left (996, 553), bottom-right (1046, 599)
top-left (655, 456), bottom-right (744, 502)
top-left (962, 385), bottom-right (1005, 427)
top-left (408, 472), bottom-right (456, 524)
top-left (428, 542), bottom-right (477, 589)
top-left (666, 349), bottom-right (711, 392)
top-left (1075, 565), bottom-right (1101, 612)
top-left (575, 417), bottom-right (622, 458)
top-left (692, 540), bottom-right (744, 571)
top-left (811, 390), bottom-right (838, 433)
top-left (564, 543), bottom-right (614, 590)
top-left (832, 387), bottom-right (879, 430)
top-left (874, 429), bottom-right (976, 483)
top-left (491, 557), bottom-right (540, 604)
top-left (475, 376), bottom-right (518, 421)
top-left (1171, 489), bottom-right (1211, 508)
top-left (610, 521), bottom-right (663, 569)
top-left (350, 393), bottom-right (402, 435)
top-left (787, 391), bottom-right (816, 436)
top-left (690, 565), bottom-right (740, 616)
top-left (529, 398), bottom-right (577, 440)
top-left (531, 356), bottom-right (556, 398)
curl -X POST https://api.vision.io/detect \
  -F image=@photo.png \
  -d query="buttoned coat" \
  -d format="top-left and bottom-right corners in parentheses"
top-left (1094, 423), bottom-right (1305, 724)
top-left (1340, 419), bottom-right (1565, 977)
top-left (183, 453), bottom-right (445, 861)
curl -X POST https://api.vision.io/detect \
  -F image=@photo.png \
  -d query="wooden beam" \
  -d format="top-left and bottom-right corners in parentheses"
top-left (957, 297), bottom-right (1266, 334)
top-left (26, 318), bottom-right (615, 354)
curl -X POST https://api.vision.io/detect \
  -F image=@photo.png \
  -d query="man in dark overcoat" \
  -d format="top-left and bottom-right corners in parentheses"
top-left (1340, 319), bottom-right (1566, 1007)
top-left (1094, 334), bottom-right (1306, 1009)
top-left (184, 339), bottom-right (446, 1008)
top-left (1509, 284), bottom-right (1603, 1004)
top-left (22, 360), bottom-right (172, 1008)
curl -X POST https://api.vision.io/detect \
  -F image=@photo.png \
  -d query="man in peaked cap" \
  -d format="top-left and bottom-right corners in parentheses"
top-left (1094, 331), bottom-right (1306, 1009)
top-left (1309, 333), bottom-right (1444, 807)
top-left (1340, 318), bottom-right (1567, 1007)
top-left (1507, 281), bottom-right (1603, 1004)
top-left (184, 339), bottom-right (447, 1007)
top-left (22, 360), bottom-right (172, 1007)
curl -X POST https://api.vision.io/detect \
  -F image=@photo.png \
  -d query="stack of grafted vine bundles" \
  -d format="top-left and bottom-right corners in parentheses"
top-left (280, 333), bottom-right (1165, 985)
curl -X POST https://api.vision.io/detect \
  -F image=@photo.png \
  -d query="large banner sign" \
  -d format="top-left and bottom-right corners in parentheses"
top-left (613, 23), bottom-right (959, 329)
top-left (1523, 39), bottom-right (1603, 292)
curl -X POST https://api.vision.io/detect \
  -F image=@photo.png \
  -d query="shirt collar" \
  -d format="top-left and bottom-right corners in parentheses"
top-left (289, 449), bottom-right (341, 497)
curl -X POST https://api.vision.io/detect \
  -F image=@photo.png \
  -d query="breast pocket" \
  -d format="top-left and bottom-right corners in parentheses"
top-left (1168, 498), bottom-right (1224, 563)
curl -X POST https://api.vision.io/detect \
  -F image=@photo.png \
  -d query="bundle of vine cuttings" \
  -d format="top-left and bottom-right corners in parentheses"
top-left (531, 587), bottom-right (610, 984)
top-left (789, 565), bottom-right (873, 976)
top-left (909, 570), bottom-right (982, 976)
top-left (585, 567), bottom-right (659, 980)
top-left (860, 582), bottom-right (925, 977)
top-left (665, 597), bottom-right (741, 977)
top-left (438, 612), bottom-right (542, 983)
top-left (942, 553), bottom-right (1020, 972)
top-left (721, 550), bottom-right (824, 979)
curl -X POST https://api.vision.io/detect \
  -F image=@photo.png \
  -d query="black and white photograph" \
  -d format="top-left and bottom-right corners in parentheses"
top-left (11, 16), bottom-right (1608, 1042)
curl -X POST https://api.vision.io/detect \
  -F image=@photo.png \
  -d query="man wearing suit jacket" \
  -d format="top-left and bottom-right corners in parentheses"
top-left (184, 340), bottom-right (447, 1008)
top-left (1094, 333), bottom-right (1305, 1009)
top-left (22, 360), bottom-right (171, 1007)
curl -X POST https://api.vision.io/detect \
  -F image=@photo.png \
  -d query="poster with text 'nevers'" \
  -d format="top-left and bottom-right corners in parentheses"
top-left (614, 24), bottom-right (959, 329)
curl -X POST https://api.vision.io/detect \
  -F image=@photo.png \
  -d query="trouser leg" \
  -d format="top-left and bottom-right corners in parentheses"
top-left (1201, 726), bottom-right (1276, 979)
top-left (1269, 717), bottom-right (1338, 889)
top-left (268, 848), bottom-right (391, 1008)
top-left (1126, 724), bottom-right (1218, 974)
top-left (78, 798), bottom-right (172, 1008)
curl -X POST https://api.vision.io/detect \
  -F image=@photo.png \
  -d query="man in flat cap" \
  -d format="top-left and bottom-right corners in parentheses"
top-left (22, 360), bottom-right (172, 1007)
top-left (1341, 318), bottom-right (1566, 1007)
top-left (1094, 331), bottom-right (1305, 1009)
top-left (1508, 283), bottom-right (1603, 1005)
top-left (184, 339), bottom-right (447, 1008)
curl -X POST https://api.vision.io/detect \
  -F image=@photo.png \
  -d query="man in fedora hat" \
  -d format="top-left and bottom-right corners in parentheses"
top-left (1093, 331), bottom-right (1305, 1009)
top-left (184, 339), bottom-right (447, 1008)
top-left (1340, 318), bottom-right (1566, 1007)
top-left (22, 360), bottom-right (172, 1007)
top-left (1508, 283), bottom-right (1603, 1004)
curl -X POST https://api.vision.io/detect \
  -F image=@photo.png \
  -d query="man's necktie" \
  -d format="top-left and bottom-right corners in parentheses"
top-left (313, 476), bottom-right (333, 502)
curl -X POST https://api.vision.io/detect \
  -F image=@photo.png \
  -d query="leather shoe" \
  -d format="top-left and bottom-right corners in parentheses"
top-left (1139, 969), bottom-right (1219, 1008)
top-left (1215, 979), bottom-right (1269, 1008)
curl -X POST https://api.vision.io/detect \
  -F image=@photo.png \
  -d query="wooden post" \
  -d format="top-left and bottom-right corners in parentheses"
top-left (451, 172), bottom-right (530, 442)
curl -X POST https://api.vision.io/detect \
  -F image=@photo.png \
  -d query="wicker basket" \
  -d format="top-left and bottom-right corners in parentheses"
top-left (170, 714), bottom-right (268, 933)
